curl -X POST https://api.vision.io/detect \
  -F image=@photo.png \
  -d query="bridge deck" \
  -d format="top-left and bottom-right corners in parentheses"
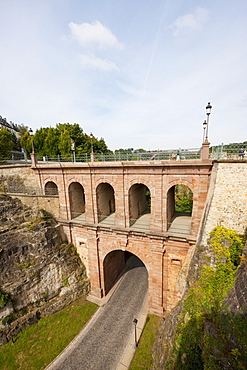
top-left (167, 213), bottom-right (191, 235)
top-left (71, 212), bottom-right (191, 235)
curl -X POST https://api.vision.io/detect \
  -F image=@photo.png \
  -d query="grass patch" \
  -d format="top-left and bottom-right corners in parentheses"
top-left (0, 298), bottom-right (97, 370)
top-left (129, 314), bottom-right (160, 370)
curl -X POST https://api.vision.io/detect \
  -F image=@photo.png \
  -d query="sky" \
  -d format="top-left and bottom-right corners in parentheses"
top-left (1, 0), bottom-right (247, 151)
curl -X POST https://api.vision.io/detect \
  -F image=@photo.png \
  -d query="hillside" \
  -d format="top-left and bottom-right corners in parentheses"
top-left (0, 195), bottom-right (89, 346)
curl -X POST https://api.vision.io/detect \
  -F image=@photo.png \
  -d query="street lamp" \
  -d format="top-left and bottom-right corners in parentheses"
top-left (203, 120), bottom-right (207, 143)
top-left (29, 128), bottom-right (34, 153)
top-left (205, 102), bottom-right (212, 142)
top-left (90, 132), bottom-right (94, 154)
top-left (133, 318), bottom-right (138, 348)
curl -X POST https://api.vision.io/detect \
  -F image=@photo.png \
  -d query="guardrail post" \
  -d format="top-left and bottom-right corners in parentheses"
top-left (31, 152), bottom-right (37, 167)
top-left (201, 142), bottom-right (210, 160)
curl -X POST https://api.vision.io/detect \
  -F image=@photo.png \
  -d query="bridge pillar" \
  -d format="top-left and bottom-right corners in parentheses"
top-left (148, 240), bottom-right (166, 316)
top-left (201, 142), bottom-right (210, 160)
top-left (30, 152), bottom-right (37, 167)
top-left (87, 232), bottom-right (103, 298)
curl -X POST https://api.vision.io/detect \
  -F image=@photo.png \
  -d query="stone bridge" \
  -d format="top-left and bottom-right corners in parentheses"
top-left (32, 157), bottom-right (212, 316)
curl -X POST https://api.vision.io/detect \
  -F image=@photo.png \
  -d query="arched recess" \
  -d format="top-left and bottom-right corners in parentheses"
top-left (103, 250), bottom-right (148, 296)
top-left (167, 184), bottom-right (193, 234)
top-left (96, 183), bottom-right (115, 223)
top-left (44, 181), bottom-right (58, 195)
top-left (68, 182), bottom-right (85, 219)
top-left (129, 183), bottom-right (151, 227)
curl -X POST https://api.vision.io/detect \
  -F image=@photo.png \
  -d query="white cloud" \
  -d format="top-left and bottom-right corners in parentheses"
top-left (170, 7), bottom-right (209, 35)
top-left (69, 20), bottom-right (123, 50)
top-left (79, 54), bottom-right (118, 71)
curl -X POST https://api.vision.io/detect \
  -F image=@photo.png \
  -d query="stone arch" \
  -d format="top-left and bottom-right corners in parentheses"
top-left (129, 183), bottom-right (151, 227)
top-left (68, 182), bottom-right (85, 219)
top-left (44, 181), bottom-right (58, 195)
top-left (166, 182), bottom-right (193, 234)
top-left (96, 182), bottom-right (115, 223)
top-left (103, 250), bottom-right (148, 295)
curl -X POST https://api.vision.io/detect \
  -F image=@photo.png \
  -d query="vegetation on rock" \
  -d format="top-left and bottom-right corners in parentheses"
top-left (163, 226), bottom-right (247, 369)
top-left (0, 290), bottom-right (11, 309)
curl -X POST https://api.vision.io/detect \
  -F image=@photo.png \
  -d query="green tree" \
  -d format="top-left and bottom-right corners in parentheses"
top-left (43, 128), bottom-right (59, 156)
top-left (11, 132), bottom-right (20, 151)
top-left (175, 185), bottom-right (193, 213)
top-left (18, 124), bottom-right (29, 138)
top-left (58, 129), bottom-right (72, 155)
top-left (33, 128), bottom-right (49, 156)
top-left (20, 131), bottom-right (33, 156)
top-left (56, 123), bottom-right (86, 150)
top-left (0, 128), bottom-right (13, 158)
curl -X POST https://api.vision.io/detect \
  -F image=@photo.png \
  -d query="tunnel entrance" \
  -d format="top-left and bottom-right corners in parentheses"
top-left (103, 250), bottom-right (147, 296)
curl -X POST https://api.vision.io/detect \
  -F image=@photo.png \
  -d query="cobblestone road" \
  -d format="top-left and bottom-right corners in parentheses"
top-left (47, 257), bottom-right (148, 370)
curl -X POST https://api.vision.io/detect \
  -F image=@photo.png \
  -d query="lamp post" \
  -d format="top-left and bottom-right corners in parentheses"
top-left (133, 318), bottom-right (138, 348)
top-left (90, 132), bottom-right (94, 154)
top-left (29, 128), bottom-right (34, 153)
top-left (203, 120), bottom-right (207, 143)
top-left (205, 102), bottom-right (212, 143)
top-left (90, 132), bottom-right (94, 162)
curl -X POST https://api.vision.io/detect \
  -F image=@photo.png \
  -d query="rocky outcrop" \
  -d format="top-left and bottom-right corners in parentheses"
top-left (0, 195), bottom-right (89, 346)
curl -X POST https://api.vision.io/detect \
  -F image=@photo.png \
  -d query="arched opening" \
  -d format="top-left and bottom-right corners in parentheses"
top-left (96, 183), bottom-right (115, 225)
top-left (44, 181), bottom-right (58, 195)
top-left (167, 184), bottom-right (193, 234)
top-left (69, 182), bottom-right (85, 220)
top-left (129, 183), bottom-right (151, 229)
top-left (103, 250), bottom-right (148, 296)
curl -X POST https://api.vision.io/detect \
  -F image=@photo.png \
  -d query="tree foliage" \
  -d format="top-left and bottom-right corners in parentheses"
top-left (0, 128), bottom-right (13, 159)
top-left (20, 123), bottom-right (109, 157)
top-left (175, 185), bottom-right (193, 213)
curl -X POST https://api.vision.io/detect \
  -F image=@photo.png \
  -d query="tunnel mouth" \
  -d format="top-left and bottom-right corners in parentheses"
top-left (103, 250), bottom-right (147, 296)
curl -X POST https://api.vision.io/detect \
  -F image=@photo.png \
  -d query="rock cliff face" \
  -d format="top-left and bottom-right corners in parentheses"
top-left (0, 195), bottom-right (89, 345)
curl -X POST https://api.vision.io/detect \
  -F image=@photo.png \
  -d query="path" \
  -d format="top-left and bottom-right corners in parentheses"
top-left (46, 257), bottom-right (148, 370)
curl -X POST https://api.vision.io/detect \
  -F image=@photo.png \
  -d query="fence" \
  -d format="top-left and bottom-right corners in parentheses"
top-left (2, 145), bottom-right (247, 164)
top-left (210, 144), bottom-right (247, 160)
top-left (0, 148), bottom-right (201, 164)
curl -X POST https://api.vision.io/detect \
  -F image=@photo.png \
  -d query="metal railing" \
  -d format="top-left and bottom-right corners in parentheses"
top-left (210, 144), bottom-right (247, 160)
top-left (3, 145), bottom-right (247, 164)
top-left (33, 148), bottom-right (201, 163)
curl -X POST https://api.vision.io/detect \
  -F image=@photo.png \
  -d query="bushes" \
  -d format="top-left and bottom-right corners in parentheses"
top-left (166, 226), bottom-right (246, 369)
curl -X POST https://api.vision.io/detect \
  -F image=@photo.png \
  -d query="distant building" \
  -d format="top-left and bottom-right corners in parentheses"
top-left (0, 116), bottom-right (20, 137)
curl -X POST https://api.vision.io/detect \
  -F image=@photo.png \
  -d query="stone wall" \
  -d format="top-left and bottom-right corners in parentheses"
top-left (0, 164), bottom-right (59, 218)
top-left (0, 165), bottom-right (38, 193)
top-left (201, 161), bottom-right (247, 245)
